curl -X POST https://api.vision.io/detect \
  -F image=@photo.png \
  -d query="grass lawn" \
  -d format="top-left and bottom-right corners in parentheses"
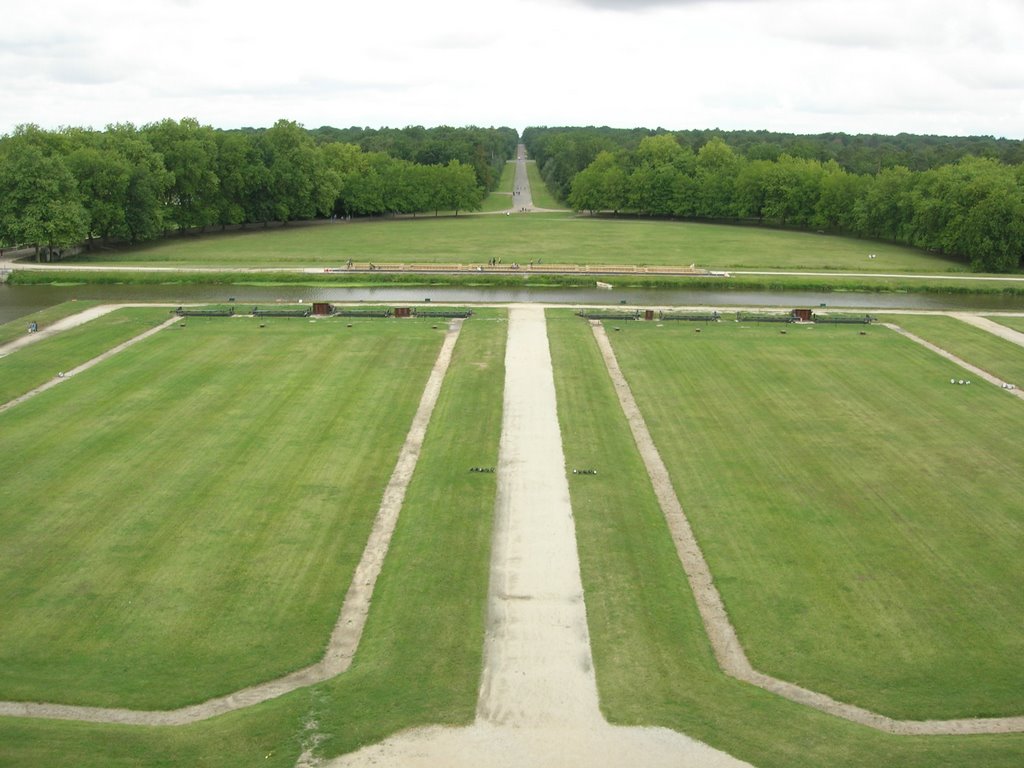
top-left (63, 214), bottom-right (963, 276)
top-left (988, 315), bottom-right (1024, 335)
top-left (547, 309), bottom-right (1024, 767)
top-left (599, 318), bottom-right (1024, 720)
top-left (524, 160), bottom-right (564, 210)
top-left (478, 161), bottom-right (515, 212)
top-left (0, 300), bottom-right (102, 346)
top-left (0, 310), bottom-right (507, 767)
top-left (879, 314), bottom-right (1024, 388)
top-left (0, 315), bottom-right (446, 709)
top-left (311, 309), bottom-right (505, 761)
top-left (0, 307), bottom-right (173, 404)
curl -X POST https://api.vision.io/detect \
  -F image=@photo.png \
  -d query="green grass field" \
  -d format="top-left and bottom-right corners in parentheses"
top-left (4, 300), bottom-right (1024, 765)
top-left (0, 310), bottom-right (507, 767)
top-left (524, 160), bottom-right (564, 210)
top-left (547, 310), bottom-right (1024, 767)
top-left (478, 161), bottom-right (516, 212)
top-left (598, 318), bottom-right (1024, 720)
top-left (879, 314), bottom-right (1024, 388)
top-left (64, 214), bottom-right (962, 276)
top-left (0, 315), bottom-right (448, 709)
top-left (0, 300), bottom-right (102, 346)
top-left (988, 315), bottom-right (1024, 335)
top-left (0, 307), bottom-right (172, 405)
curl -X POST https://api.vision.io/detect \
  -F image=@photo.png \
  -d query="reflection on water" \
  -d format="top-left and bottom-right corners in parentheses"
top-left (2, 281), bottom-right (1024, 325)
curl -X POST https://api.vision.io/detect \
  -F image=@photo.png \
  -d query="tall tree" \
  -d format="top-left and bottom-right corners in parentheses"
top-left (0, 136), bottom-right (88, 257)
top-left (143, 118), bottom-right (221, 230)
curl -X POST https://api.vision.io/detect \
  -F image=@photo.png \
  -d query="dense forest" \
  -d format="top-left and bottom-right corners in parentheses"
top-left (523, 127), bottom-right (1024, 272)
top-left (0, 120), bottom-right (518, 254)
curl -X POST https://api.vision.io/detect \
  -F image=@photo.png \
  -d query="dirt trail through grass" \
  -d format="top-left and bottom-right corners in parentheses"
top-left (326, 305), bottom-right (752, 767)
top-left (0, 304), bottom-right (133, 357)
top-left (0, 312), bottom-right (181, 414)
top-left (0, 319), bottom-right (464, 725)
top-left (952, 312), bottom-right (1024, 346)
top-left (591, 319), bottom-right (1024, 734)
top-left (883, 322), bottom-right (1024, 402)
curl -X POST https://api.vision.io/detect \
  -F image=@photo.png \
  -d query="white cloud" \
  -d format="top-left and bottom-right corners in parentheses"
top-left (0, 0), bottom-right (1021, 138)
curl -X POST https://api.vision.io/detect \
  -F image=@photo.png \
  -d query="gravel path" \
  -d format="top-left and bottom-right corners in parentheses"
top-left (591, 320), bottom-right (1024, 734)
top-left (326, 306), bottom-right (753, 767)
top-left (0, 319), bottom-right (464, 724)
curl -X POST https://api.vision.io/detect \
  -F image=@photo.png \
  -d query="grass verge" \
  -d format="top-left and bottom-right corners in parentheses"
top-left (12, 267), bottom-right (1024, 299)
top-left (479, 161), bottom-right (515, 212)
top-left (524, 161), bottom-right (564, 210)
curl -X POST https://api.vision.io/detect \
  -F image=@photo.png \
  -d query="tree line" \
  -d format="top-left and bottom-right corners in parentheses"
top-left (523, 125), bottom-right (1024, 199)
top-left (0, 120), bottom-right (518, 254)
top-left (525, 129), bottom-right (1024, 272)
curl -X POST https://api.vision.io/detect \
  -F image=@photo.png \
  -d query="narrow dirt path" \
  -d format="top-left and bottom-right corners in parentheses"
top-left (952, 312), bottom-right (1024, 347)
top-left (591, 320), bottom-right (1024, 735)
top-left (0, 320), bottom-right (464, 725)
top-left (0, 314), bottom-right (181, 415)
top-left (326, 306), bottom-right (752, 767)
top-left (883, 322), bottom-right (1024, 402)
top-left (0, 304), bottom-right (134, 358)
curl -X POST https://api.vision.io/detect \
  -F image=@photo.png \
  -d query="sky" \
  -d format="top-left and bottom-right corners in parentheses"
top-left (1, 0), bottom-right (1022, 139)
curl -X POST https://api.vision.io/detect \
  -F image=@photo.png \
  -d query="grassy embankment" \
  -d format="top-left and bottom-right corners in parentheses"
top-left (0, 300), bottom-right (102, 346)
top-left (548, 310), bottom-right (1024, 767)
top-left (0, 310), bottom-right (505, 766)
top-left (0, 307), bottom-right (172, 404)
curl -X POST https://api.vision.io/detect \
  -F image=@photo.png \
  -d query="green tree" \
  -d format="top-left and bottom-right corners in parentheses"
top-left (853, 165), bottom-right (915, 241)
top-left (65, 139), bottom-right (132, 242)
top-left (261, 119), bottom-right (338, 222)
top-left (761, 154), bottom-right (823, 227)
top-left (0, 137), bottom-right (88, 257)
top-left (695, 138), bottom-right (741, 217)
top-left (142, 118), bottom-right (221, 230)
top-left (440, 159), bottom-right (483, 215)
top-left (214, 131), bottom-right (269, 226)
top-left (108, 124), bottom-right (173, 242)
top-left (814, 161), bottom-right (867, 232)
top-left (569, 151), bottom-right (629, 213)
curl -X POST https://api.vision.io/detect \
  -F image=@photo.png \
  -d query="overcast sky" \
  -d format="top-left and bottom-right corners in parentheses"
top-left (2, 0), bottom-right (1022, 139)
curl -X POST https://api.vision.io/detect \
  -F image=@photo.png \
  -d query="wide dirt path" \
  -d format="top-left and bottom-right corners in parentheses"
top-left (327, 306), bottom-right (751, 767)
